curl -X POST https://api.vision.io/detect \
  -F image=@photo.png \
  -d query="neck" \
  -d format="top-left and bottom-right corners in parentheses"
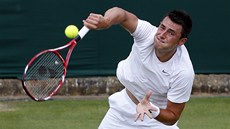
top-left (156, 49), bottom-right (177, 62)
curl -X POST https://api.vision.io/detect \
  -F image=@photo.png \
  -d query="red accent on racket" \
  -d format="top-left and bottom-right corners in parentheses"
top-left (22, 26), bottom-right (89, 101)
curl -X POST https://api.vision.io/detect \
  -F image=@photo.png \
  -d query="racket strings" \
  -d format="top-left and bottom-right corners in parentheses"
top-left (25, 53), bottom-right (57, 98)
top-left (26, 55), bottom-right (63, 99)
top-left (34, 53), bottom-right (63, 98)
top-left (26, 52), bottom-right (55, 79)
top-left (35, 64), bottom-right (64, 99)
top-left (24, 52), bottom-right (65, 100)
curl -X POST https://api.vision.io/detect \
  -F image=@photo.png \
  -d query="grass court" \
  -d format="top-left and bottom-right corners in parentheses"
top-left (0, 96), bottom-right (230, 129)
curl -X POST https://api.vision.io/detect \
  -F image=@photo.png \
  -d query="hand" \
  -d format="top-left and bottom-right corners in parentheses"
top-left (135, 91), bottom-right (159, 121)
top-left (83, 13), bottom-right (110, 30)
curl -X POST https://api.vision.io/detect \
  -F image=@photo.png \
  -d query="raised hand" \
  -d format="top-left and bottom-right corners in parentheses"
top-left (135, 91), bottom-right (160, 121)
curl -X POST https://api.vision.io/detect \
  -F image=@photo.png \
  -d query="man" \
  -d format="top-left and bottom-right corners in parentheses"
top-left (83, 7), bottom-right (194, 129)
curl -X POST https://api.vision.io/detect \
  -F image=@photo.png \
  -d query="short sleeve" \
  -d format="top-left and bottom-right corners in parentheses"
top-left (131, 19), bottom-right (157, 43)
top-left (167, 70), bottom-right (195, 103)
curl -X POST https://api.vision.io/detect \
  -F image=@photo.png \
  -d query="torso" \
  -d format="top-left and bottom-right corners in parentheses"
top-left (116, 19), bottom-right (194, 108)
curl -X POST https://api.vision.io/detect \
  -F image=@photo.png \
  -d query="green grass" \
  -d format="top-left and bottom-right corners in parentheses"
top-left (0, 99), bottom-right (108, 129)
top-left (0, 97), bottom-right (230, 129)
top-left (179, 97), bottom-right (230, 129)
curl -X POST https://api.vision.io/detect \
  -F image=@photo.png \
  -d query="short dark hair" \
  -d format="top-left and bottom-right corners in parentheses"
top-left (166, 10), bottom-right (192, 38)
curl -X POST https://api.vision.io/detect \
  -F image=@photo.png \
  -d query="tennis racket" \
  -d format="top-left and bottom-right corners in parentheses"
top-left (22, 26), bottom-right (89, 101)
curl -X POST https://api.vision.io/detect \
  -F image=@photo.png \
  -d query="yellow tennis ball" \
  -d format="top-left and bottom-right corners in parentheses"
top-left (64, 25), bottom-right (79, 39)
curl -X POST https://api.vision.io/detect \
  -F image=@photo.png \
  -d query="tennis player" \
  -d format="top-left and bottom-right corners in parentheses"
top-left (83, 7), bottom-right (194, 129)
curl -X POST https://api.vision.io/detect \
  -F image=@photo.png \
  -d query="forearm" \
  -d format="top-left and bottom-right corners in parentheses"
top-left (105, 7), bottom-right (138, 33)
top-left (135, 91), bottom-right (185, 125)
top-left (155, 109), bottom-right (181, 125)
top-left (154, 101), bottom-right (185, 125)
top-left (83, 7), bottom-right (138, 33)
top-left (103, 7), bottom-right (127, 28)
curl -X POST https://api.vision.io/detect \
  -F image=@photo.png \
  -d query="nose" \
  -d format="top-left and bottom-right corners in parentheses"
top-left (159, 30), bottom-right (166, 39)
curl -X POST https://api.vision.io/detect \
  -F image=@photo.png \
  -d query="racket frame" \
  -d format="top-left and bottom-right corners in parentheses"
top-left (22, 26), bottom-right (89, 101)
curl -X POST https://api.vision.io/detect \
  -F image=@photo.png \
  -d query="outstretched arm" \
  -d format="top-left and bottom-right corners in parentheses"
top-left (83, 7), bottom-right (138, 33)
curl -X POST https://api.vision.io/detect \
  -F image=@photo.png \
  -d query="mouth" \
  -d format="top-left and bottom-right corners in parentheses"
top-left (156, 37), bottom-right (165, 44)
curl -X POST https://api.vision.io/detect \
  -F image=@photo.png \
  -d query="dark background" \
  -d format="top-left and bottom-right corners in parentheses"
top-left (0, 0), bottom-right (229, 78)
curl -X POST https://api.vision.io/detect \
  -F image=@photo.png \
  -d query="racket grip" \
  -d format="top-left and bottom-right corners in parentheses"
top-left (78, 26), bottom-right (89, 40)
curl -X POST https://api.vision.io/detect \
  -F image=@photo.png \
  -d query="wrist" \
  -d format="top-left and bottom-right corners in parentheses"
top-left (103, 17), bottom-right (112, 29)
top-left (149, 102), bottom-right (160, 118)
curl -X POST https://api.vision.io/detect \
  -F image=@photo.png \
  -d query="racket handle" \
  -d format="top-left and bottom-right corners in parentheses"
top-left (77, 26), bottom-right (89, 40)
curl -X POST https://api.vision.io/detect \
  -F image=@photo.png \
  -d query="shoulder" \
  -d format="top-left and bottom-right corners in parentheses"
top-left (167, 46), bottom-right (195, 103)
top-left (168, 63), bottom-right (194, 103)
top-left (172, 45), bottom-right (195, 84)
top-left (176, 45), bottom-right (194, 72)
top-left (131, 19), bottom-right (158, 40)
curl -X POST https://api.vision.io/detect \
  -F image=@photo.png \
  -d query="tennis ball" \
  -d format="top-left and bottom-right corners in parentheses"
top-left (65, 25), bottom-right (79, 39)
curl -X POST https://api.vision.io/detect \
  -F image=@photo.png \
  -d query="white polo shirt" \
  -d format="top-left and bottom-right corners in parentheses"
top-left (116, 19), bottom-right (194, 109)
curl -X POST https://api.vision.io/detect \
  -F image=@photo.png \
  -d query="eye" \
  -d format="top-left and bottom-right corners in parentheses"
top-left (159, 24), bottom-right (165, 30)
top-left (167, 30), bottom-right (175, 36)
top-left (169, 31), bottom-right (174, 36)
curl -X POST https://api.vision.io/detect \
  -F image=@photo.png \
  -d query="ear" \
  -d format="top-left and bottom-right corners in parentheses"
top-left (178, 38), bottom-right (187, 46)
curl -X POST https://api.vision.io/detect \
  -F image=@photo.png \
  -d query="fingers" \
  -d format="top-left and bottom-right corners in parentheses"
top-left (83, 20), bottom-right (98, 29)
top-left (135, 90), bottom-right (156, 122)
top-left (87, 13), bottom-right (103, 24)
top-left (135, 112), bottom-right (145, 122)
top-left (140, 113), bottom-right (144, 121)
top-left (83, 13), bottom-right (106, 30)
top-left (135, 103), bottom-right (145, 121)
top-left (135, 111), bottom-right (153, 122)
top-left (144, 90), bottom-right (152, 101)
top-left (135, 103), bottom-right (153, 122)
top-left (134, 113), bottom-right (141, 122)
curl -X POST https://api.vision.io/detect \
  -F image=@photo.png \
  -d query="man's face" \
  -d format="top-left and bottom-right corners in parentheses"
top-left (154, 16), bottom-right (186, 54)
